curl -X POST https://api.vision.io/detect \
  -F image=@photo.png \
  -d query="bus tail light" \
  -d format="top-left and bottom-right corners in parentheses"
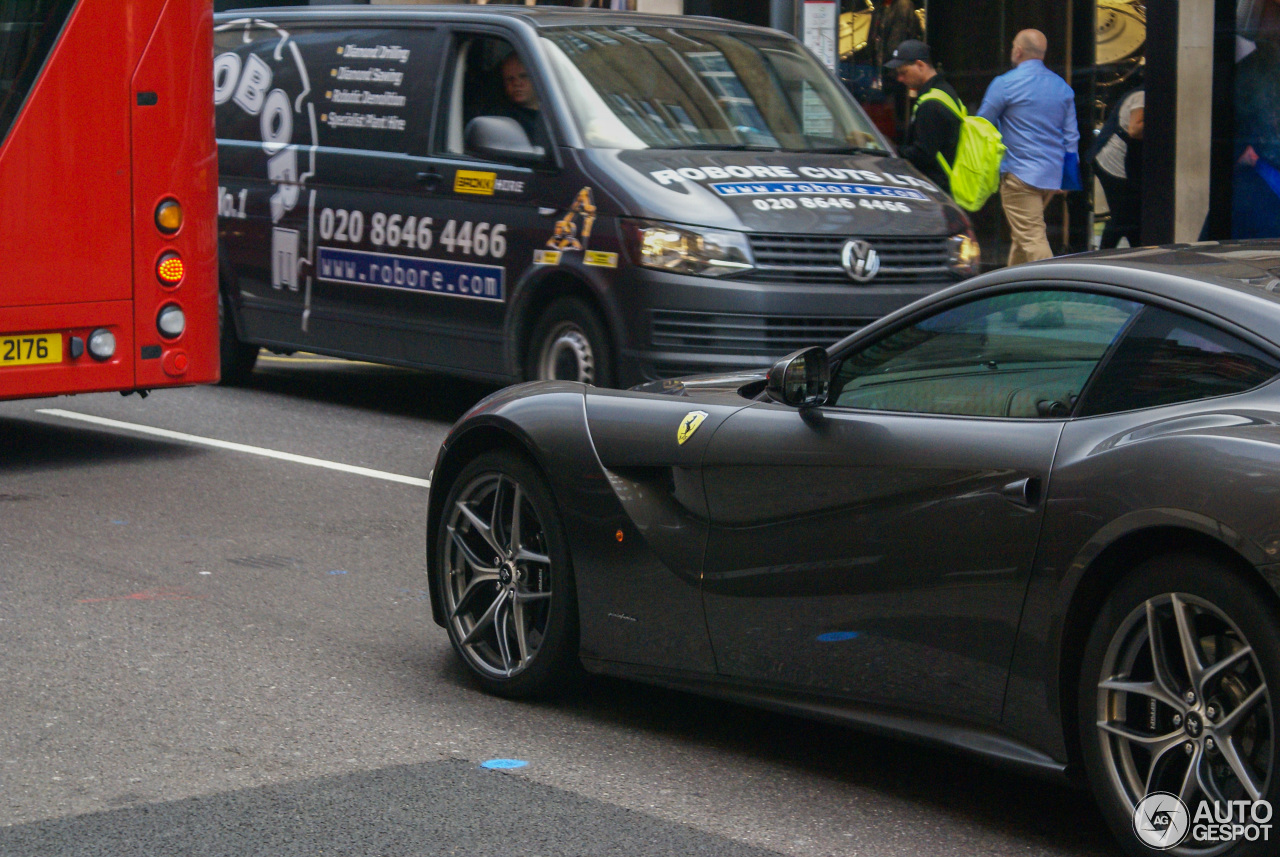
top-left (155, 199), bottom-right (182, 234)
top-left (157, 305), bottom-right (185, 339)
top-left (157, 252), bottom-right (184, 286)
top-left (87, 328), bottom-right (116, 360)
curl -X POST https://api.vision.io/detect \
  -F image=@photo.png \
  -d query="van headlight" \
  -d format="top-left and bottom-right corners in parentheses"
top-left (949, 232), bottom-right (981, 276)
top-left (626, 220), bottom-right (754, 277)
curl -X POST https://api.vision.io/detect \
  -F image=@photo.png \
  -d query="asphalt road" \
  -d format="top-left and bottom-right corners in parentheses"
top-left (0, 355), bottom-right (1120, 856)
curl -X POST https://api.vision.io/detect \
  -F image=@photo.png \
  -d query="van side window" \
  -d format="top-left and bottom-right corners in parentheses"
top-left (214, 25), bottom-right (433, 155)
top-left (441, 35), bottom-right (550, 159)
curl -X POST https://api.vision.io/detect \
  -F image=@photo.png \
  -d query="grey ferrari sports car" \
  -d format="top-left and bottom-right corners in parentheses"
top-left (426, 242), bottom-right (1280, 857)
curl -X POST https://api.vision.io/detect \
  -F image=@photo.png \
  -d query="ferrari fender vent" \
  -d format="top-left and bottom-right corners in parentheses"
top-left (746, 234), bottom-right (955, 285)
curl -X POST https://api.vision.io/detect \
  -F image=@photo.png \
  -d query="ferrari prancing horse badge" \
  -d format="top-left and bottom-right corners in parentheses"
top-left (677, 411), bottom-right (709, 445)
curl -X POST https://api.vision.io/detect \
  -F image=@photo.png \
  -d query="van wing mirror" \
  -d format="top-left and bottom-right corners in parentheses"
top-left (765, 346), bottom-right (830, 408)
top-left (464, 116), bottom-right (545, 163)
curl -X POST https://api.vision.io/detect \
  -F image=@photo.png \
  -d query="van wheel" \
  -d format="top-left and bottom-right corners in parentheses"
top-left (218, 289), bottom-right (258, 385)
top-left (1078, 552), bottom-right (1280, 857)
top-left (526, 297), bottom-right (613, 387)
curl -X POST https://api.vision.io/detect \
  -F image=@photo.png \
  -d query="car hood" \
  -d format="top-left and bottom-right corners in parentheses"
top-left (587, 148), bottom-right (963, 235)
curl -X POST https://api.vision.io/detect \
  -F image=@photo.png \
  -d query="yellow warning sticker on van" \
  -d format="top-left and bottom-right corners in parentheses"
top-left (534, 250), bottom-right (562, 265)
top-left (454, 170), bottom-right (496, 195)
top-left (584, 251), bottom-right (618, 268)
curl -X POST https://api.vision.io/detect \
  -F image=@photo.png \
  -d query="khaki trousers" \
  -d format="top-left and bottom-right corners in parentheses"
top-left (1000, 173), bottom-right (1057, 266)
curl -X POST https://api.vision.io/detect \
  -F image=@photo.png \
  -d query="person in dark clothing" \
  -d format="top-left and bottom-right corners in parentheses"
top-left (498, 53), bottom-right (545, 149)
top-left (885, 39), bottom-right (960, 196)
top-left (1088, 88), bottom-right (1144, 248)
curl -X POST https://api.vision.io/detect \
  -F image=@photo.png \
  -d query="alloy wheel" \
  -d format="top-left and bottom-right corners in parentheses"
top-left (442, 471), bottom-right (554, 678)
top-left (1095, 592), bottom-right (1273, 842)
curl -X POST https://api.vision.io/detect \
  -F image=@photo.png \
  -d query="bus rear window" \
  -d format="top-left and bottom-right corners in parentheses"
top-left (0, 0), bottom-right (77, 146)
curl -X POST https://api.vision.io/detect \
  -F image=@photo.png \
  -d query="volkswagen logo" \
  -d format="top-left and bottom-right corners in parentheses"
top-left (841, 239), bottom-right (880, 282)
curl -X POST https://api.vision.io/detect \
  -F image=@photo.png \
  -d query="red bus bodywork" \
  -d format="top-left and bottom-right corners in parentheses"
top-left (0, 0), bottom-right (218, 400)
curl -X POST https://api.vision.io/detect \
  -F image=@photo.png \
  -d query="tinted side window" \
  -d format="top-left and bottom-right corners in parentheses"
top-left (440, 34), bottom-right (551, 158)
top-left (215, 24), bottom-right (434, 154)
top-left (1078, 307), bottom-right (1280, 416)
top-left (0, 0), bottom-right (76, 145)
top-left (829, 290), bottom-right (1141, 418)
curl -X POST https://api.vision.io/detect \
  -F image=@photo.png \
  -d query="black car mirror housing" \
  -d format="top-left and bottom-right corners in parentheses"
top-left (464, 116), bottom-right (545, 163)
top-left (766, 346), bottom-right (830, 408)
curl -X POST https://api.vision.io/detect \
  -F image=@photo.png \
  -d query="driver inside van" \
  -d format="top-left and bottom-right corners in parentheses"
top-left (498, 53), bottom-right (545, 148)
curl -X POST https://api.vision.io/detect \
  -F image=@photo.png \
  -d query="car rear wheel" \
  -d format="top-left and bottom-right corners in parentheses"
top-left (436, 449), bottom-right (580, 698)
top-left (526, 296), bottom-right (613, 387)
top-left (218, 288), bottom-right (258, 385)
top-left (1079, 553), bottom-right (1280, 856)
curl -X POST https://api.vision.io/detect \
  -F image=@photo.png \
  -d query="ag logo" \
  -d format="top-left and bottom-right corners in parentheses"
top-left (841, 238), bottom-right (880, 282)
top-left (1133, 792), bottom-right (1190, 850)
top-left (677, 411), bottom-right (708, 445)
top-left (547, 187), bottom-right (597, 252)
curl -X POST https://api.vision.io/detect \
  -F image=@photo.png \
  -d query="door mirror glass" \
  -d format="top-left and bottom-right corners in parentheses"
top-left (766, 346), bottom-right (830, 408)
top-left (464, 116), bottom-right (545, 163)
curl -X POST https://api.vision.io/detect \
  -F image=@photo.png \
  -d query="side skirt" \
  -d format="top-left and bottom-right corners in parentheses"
top-left (581, 657), bottom-right (1072, 784)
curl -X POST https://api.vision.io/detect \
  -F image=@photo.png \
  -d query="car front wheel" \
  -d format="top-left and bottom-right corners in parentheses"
top-left (435, 449), bottom-right (580, 698)
top-left (1080, 552), bottom-right (1280, 856)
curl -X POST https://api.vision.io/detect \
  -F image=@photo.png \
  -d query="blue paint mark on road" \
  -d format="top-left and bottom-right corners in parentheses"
top-left (110, 520), bottom-right (128, 525)
top-left (816, 631), bottom-right (861, 642)
top-left (328, 569), bottom-right (348, 575)
top-left (481, 759), bottom-right (528, 770)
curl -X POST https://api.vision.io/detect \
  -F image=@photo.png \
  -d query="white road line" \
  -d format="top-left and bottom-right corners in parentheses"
top-left (36, 408), bottom-right (431, 489)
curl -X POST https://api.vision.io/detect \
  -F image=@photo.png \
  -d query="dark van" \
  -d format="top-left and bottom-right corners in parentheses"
top-left (214, 6), bottom-right (979, 388)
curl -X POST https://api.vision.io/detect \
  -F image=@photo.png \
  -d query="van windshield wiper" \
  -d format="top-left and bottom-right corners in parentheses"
top-left (804, 145), bottom-right (890, 156)
top-left (651, 143), bottom-right (780, 151)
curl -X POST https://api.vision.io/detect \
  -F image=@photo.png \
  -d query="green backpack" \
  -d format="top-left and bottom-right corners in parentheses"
top-left (913, 89), bottom-right (1006, 212)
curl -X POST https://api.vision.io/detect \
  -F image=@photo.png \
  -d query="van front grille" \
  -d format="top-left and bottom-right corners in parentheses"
top-left (746, 234), bottom-right (956, 285)
top-left (650, 310), bottom-right (870, 355)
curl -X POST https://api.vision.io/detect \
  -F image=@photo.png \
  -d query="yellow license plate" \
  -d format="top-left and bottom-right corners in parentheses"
top-left (1, 333), bottom-right (62, 367)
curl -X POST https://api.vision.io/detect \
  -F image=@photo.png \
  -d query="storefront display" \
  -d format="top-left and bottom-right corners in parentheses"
top-left (1233, 0), bottom-right (1280, 238)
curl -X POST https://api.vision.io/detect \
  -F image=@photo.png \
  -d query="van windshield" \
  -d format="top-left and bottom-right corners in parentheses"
top-left (539, 26), bottom-right (888, 153)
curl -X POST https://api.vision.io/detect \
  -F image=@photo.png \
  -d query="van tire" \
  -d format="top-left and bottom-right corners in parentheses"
top-left (218, 289), bottom-right (258, 385)
top-left (525, 296), bottom-right (614, 387)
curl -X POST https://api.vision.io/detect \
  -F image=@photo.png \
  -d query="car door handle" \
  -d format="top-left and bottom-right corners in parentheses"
top-left (1001, 476), bottom-right (1042, 508)
top-left (416, 170), bottom-right (442, 191)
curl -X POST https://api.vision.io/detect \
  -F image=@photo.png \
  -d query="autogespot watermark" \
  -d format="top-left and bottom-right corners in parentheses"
top-left (1133, 792), bottom-right (1273, 849)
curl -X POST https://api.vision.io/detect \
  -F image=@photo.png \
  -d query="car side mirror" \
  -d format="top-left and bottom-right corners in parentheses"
top-left (464, 116), bottom-right (545, 163)
top-left (765, 346), bottom-right (830, 408)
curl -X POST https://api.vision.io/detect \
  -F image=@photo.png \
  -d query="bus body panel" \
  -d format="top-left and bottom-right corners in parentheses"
top-left (0, 301), bottom-right (135, 400)
top-left (0, 0), bottom-right (134, 309)
top-left (0, 0), bottom-right (218, 398)
top-left (130, 0), bottom-right (219, 389)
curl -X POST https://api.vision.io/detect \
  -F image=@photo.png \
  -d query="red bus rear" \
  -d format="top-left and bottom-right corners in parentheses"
top-left (0, 0), bottom-right (218, 401)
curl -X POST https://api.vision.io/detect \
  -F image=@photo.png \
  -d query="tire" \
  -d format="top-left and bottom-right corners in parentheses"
top-left (218, 288), bottom-right (258, 385)
top-left (435, 449), bottom-right (581, 698)
top-left (1078, 552), bottom-right (1280, 857)
top-left (525, 296), bottom-right (614, 387)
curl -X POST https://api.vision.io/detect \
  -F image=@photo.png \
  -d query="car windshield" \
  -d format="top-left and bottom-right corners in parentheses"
top-left (538, 25), bottom-right (887, 152)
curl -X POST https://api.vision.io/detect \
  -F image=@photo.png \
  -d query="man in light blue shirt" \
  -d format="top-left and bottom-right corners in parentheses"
top-left (978, 29), bottom-right (1080, 265)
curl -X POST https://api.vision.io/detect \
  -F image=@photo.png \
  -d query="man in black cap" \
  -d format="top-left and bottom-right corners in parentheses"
top-left (885, 39), bottom-right (961, 197)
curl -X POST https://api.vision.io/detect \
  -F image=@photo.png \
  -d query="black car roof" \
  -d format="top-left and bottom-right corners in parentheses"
top-left (973, 240), bottom-right (1280, 346)
top-left (215, 5), bottom-right (764, 35)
